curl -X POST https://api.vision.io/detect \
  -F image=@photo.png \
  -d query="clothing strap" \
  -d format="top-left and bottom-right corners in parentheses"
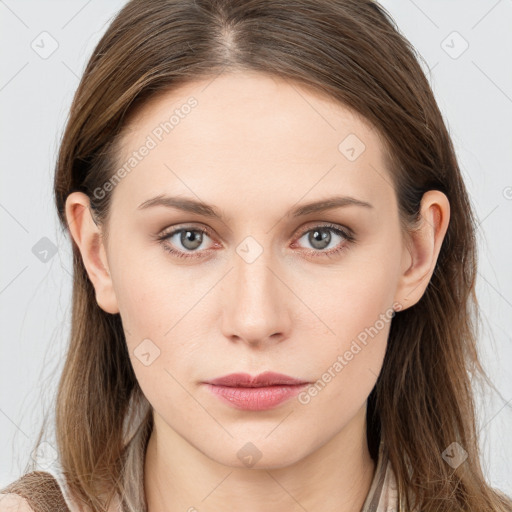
top-left (363, 459), bottom-right (387, 511)
top-left (1, 471), bottom-right (71, 512)
top-left (360, 439), bottom-right (389, 512)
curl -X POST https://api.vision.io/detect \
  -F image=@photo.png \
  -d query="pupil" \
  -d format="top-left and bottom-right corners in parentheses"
top-left (310, 228), bottom-right (330, 249)
top-left (182, 230), bottom-right (202, 249)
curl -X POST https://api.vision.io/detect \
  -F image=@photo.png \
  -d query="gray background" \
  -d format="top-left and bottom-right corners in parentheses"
top-left (1, 0), bottom-right (511, 496)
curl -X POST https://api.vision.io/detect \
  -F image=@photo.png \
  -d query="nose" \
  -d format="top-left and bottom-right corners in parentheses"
top-left (220, 247), bottom-right (293, 348)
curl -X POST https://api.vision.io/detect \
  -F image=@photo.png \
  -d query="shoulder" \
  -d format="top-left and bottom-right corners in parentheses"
top-left (0, 494), bottom-right (35, 512)
top-left (0, 470), bottom-right (69, 512)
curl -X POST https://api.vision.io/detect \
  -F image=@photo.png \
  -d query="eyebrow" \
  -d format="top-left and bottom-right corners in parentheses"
top-left (137, 194), bottom-right (373, 219)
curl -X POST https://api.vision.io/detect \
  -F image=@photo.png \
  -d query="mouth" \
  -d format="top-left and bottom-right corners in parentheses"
top-left (203, 371), bottom-right (310, 411)
top-left (204, 371), bottom-right (309, 387)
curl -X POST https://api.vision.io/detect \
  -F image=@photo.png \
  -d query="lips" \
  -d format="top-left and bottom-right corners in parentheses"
top-left (205, 371), bottom-right (309, 387)
top-left (203, 371), bottom-right (310, 411)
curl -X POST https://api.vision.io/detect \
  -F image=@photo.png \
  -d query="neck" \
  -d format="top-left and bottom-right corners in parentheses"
top-left (144, 404), bottom-right (376, 512)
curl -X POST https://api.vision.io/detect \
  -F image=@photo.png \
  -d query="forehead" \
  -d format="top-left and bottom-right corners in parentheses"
top-left (110, 71), bottom-right (395, 216)
top-left (121, 70), bottom-right (381, 150)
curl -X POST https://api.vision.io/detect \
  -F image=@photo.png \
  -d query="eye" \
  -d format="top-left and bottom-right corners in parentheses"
top-left (156, 222), bottom-right (356, 260)
top-left (157, 225), bottom-right (216, 260)
top-left (292, 223), bottom-right (355, 259)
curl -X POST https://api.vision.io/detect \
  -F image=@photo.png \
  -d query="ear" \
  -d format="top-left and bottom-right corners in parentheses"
top-left (65, 192), bottom-right (120, 314)
top-left (393, 190), bottom-right (450, 311)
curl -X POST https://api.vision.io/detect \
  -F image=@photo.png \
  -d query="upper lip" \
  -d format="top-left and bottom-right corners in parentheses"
top-left (205, 371), bottom-right (309, 387)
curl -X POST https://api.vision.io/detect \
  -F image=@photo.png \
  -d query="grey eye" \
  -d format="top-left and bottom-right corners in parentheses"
top-left (306, 228), bottom-right (332, 250)
top-left (177, 229), bottom-right (204, 251)
top-left (298, 227), bottom-right (345, 251)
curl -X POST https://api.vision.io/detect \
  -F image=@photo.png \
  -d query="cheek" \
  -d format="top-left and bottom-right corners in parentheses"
top-left (306, 232), bottom-right (401, 345)
top-left (295, 292), bottom-right (392, 430)
top-left (116, 271), bottom-right (200, 413)
top-left (295, 237), bottom-right (401, 409)
top-left (108, 229), bottom-right (182, 334)
top-left (108, 240), bottom-right (211, 395)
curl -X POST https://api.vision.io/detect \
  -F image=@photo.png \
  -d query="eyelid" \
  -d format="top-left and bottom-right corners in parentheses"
top-left (294, 221), bottom-right (355, 239)
top-left (159, 223), bottom-right (210, 235)
top-left (156, 220), bottom-right (355, 258)
top-left (157, 223), bottom-right (219, 248)
top-left (157, 220), bottom-right (353, 240)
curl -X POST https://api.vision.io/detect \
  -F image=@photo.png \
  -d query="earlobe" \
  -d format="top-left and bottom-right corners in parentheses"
top-left (394, 190), bottom-right (450, 311)
top-left (65, 192), bottom-right (120, 315)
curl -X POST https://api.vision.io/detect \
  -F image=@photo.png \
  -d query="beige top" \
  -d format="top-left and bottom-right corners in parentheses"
top-left (0, 439), bottom-right (399, 511)
top-left (360, 441), bottom-right (400, 511)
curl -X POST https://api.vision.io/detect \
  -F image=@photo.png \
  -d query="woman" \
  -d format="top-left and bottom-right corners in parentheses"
top-left (1, 0), bottom-right (511, 511)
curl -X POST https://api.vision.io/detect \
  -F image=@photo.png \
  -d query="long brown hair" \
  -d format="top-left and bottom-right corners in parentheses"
top-left (5, 0), bottom-right (511, 510)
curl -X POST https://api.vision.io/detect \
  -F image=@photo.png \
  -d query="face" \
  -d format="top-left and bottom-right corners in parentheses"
top-left (90, 71), bottom-right (411, 468)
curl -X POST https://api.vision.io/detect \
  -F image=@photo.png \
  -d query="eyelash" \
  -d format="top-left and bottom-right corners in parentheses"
top-left (156, 223), bottom-right (356, 261)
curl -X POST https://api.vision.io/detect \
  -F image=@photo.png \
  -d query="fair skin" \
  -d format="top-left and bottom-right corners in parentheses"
top-left (64, 71), bottom-right (449, 512)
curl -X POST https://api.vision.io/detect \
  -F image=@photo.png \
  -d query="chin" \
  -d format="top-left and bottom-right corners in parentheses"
top-left (202, 437), bottom-right (313, 471)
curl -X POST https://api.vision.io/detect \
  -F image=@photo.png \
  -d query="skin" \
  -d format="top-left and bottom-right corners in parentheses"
top-left (65, 70), bottom-right (450, 512)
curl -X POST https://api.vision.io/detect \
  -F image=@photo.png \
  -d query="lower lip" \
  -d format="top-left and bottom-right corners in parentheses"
top-left (204, 383), bottom-right (308, 411)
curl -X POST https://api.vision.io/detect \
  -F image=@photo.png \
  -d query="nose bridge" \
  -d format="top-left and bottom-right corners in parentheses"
top-left (221, 235), bottom-right (291, 345)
